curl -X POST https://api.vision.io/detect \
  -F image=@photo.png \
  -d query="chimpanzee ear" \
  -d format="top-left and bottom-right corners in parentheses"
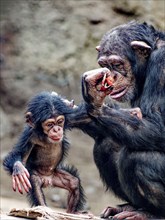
top-left (131, 41), bottom-right (152, 58)
top-left (25, 112), bottom-right (35, 128)
top-left (62, 98), bottom-right (77, 109)
top-left (96, 45), bottom-right (101, 52)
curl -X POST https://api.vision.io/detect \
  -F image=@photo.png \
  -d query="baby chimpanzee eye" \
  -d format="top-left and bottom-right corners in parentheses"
top-left (47, 123), bottom-right (53, 128)
top-left (57, 119), bottom-right (64, 126)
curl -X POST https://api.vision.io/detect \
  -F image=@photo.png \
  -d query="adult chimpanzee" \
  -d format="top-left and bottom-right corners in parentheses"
top-left (3, 91), bottom-right (86, 213)
top-left (79, 21), bottom-right (165, 219)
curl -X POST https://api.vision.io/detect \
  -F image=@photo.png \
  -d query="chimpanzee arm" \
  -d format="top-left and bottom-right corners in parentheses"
top-left (3, 126), bottom-right (33, 174)
top-left (82, 72), bottom-right (165, 152)
top-left (94, 105), bottom-right (165, 151)
top-left (66, 102), bottom-right (103, 139)
top-left (3, 126), bottom-right (33, 193)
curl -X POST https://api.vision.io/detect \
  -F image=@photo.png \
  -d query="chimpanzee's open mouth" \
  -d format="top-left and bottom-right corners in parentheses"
top-left (109, 86), bottom-right (127, 100)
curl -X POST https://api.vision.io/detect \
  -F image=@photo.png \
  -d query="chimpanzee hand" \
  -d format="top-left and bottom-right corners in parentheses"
top-left (122, 107), bottom-right (143, 120)
top-left (51, 91), bottom-right (78, 109)
top-left (82, 68), bottom-right (112, 107)
top-left (12, 161), bottom-right (31, 194)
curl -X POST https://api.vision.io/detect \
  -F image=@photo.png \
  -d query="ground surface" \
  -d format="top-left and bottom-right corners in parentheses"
top-left (1, 0), bottom-right (164, 216)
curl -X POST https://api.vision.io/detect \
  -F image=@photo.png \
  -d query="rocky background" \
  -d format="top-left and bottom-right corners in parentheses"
top-left (0, 0), bottom-right (165, 216)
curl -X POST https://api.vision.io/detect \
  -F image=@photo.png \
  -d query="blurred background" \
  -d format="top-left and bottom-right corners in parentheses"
top-left (0, 0), bottom-right (165, 216)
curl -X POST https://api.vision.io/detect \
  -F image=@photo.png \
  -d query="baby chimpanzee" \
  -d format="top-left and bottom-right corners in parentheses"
top-left (3, 91), bottom-right (86, 213)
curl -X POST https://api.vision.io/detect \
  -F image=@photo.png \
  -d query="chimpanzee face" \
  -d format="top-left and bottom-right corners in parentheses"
top-left (98, 53), bottom-right (136, 102)
top-left (42, 115), bottom-right (65, 143)
top-left (96, 21), bottom-right (153, 103)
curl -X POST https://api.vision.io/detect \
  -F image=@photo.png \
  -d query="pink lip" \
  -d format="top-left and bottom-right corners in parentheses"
top-left (109, 86), bottom-right (127, 100)
top-left (50, 137), bottom-right (61, 141)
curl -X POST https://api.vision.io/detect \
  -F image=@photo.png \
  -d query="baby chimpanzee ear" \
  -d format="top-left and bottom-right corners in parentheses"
top-left (131, 41), bottom-right (152, 58)
top-left (25, 112), bottom-right (35, 128)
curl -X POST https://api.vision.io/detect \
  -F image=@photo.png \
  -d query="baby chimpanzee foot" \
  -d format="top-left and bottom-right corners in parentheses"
top-left (100, 206), bottom-right (122, 218)
top-left (112, 211), bottom-right (148, 220)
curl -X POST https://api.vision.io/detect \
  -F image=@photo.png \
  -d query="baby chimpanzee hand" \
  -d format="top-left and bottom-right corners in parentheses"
top-left (12, 161), bottom-right (31, 194)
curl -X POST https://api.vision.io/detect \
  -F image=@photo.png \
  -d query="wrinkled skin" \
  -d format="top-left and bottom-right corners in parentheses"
top-left (81, 21), bottom-right (165, 219)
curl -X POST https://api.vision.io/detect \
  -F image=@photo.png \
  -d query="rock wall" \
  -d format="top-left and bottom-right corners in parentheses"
top-left (1, 0), bottom-right (165, 215)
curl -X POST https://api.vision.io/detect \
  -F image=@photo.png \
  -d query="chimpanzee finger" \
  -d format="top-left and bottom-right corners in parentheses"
top-left (24, 167), bottom-right (30, 178)
top-left (18, 174), bottom-right (29, 193)
top-left (113, 211), bottom-right (140, 220)
top-left (85, 69), bottom-right (107, 84)
top-left (137, 111), bottom-right (142, 120)
top-left (135, 109), bottom-right (142, 120)
top-left (130, 108), bottom-right (143, 120)
top-left (100, 206), bottom-right (120, 218)
top-left (83, 68), bottom-right (110, 84)
top-left (22, 173), bottom-right (32, 189)
top-left (12, 176), bottom-right (16, 191)
top-left (100, 207), bottom-right (111, 218)
top-left (15, 175), bottom-right (23, 194)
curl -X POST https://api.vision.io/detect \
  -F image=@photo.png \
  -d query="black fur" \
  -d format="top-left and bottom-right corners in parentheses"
top-left (3, 92), bottom-right (72, 174)
top-left (68, 21), bottom-right (165, 218)
top-left (3, 91), bottom-right (86, 212)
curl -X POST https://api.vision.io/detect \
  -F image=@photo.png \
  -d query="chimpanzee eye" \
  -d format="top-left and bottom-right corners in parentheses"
top-left (98, 62), bottom-right (105, 68)
top-left (57, 119), bottom-right (64, 126)
top-left (113, 63), bottom-right (123, 70)
top-left (47, 123), bottom-right (53, 128)
top-left (98, 59), bottom-right (109, 68)
top-left (99, 62), bottom-right (110, 70)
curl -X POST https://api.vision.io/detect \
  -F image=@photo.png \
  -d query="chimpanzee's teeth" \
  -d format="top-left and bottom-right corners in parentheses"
top-left (104, 83), bottom-right (110, 88)
top-left (103, 74), bottom-right (106, 82)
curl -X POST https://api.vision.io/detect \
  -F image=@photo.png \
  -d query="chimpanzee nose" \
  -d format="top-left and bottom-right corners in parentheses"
top-left (53, 126), bottom-right (60, 132)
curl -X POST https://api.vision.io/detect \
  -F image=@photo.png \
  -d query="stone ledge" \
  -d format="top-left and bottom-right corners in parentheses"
top-left (1, 206), bottom-right (101, 220)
